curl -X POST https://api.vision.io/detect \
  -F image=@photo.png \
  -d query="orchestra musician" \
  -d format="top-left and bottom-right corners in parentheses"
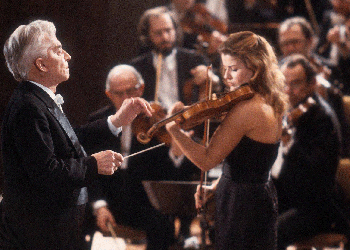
top-left (84, 65), bottom-right (194, 250)
top-left (166, 31), bottom-right (288, 249)
top-left (317, 0), bottom-right (350, 94)
top-left (132, 6), bottom-right (220, 110)
top-left (168, 0), bottom-right (228, 55)
top-left (0, 20), bottom-right (152, 250)
top-left (271, 54), bottom-right (344, 250)
top-left (131, 6), bottom-right (218, 245)
top-left (278, 16), bottom-right (350, 157)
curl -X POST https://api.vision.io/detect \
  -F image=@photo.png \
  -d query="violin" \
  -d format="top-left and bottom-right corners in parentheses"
top-left (181, 3), bottom-right (228, 44)
top-left (134, 84), bottom-right (255, 145)
top-left (132, 102), bottom-right (173, 146)
top-left (282, 96), bottom-right (316, 143)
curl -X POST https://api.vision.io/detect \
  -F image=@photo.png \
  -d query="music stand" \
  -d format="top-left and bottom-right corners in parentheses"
top-left (142, 180), bottom-right (202, 217)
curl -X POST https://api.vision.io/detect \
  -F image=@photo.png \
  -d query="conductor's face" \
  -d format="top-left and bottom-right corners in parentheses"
top-left (148, 13), bottom-right (176, 55)
top-left (41, 35), bottom-right (71, 85)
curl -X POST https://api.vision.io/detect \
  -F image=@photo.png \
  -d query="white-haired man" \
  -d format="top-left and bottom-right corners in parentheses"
top-left (0, 20), bottom-right (152, 250)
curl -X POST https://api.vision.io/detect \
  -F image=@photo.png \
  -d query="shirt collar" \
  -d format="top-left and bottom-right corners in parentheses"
top-left (29, 81), bottom-right (56, 101)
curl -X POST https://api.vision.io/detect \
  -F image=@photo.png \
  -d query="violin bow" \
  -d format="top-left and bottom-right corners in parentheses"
top-left (304, 0), bottom-right (320, 35)
top-left (198, 65), bottom-right (213, 214)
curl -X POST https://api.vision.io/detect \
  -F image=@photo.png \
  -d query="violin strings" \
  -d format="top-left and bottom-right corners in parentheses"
top-left (123, 142), bottom-right (166, 159)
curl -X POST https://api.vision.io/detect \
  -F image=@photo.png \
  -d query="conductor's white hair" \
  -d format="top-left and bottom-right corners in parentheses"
top-left (3, 20), bottom-right (56, 82)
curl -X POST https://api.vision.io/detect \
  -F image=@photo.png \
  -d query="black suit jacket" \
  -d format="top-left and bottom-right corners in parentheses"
top-left (130, 47), bottom-right (209, 105)
top-left (87, 105), bottom-right (200, 209)
top-left (276, 94), bottom-right (341, 209)
top-left (0, 81), bottom-right (112, 249)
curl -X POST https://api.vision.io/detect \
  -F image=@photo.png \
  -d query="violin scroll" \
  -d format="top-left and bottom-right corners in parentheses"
top-left (137, 132), bottom-right (152, 144)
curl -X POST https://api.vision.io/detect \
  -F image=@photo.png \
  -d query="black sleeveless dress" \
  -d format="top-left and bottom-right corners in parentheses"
top-left (215, 136), bottom-right (279, 250)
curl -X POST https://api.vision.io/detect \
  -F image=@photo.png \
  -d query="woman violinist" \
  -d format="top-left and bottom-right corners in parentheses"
top-left (166, 31), bottom-right (288, 249)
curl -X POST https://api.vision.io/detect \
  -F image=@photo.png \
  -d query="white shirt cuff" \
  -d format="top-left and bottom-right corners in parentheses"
top-left (92, 200), bottom-right (108, 214)
top-left (107, 115), bottom-right (122, 136)
top-left (169, 149), bottom-right (185, 168)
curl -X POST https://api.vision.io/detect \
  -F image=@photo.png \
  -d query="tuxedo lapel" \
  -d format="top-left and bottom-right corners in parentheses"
top-left (48, 105), bottom-right (87, 157)
top-left (24, 82), bottom-right (87, 158)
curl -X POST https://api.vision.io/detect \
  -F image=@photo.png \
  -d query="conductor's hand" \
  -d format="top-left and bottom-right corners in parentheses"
top-left (110, 97), bottom-right (153, 127)
top-left (95, 206), bottom-right (117, 234)
top-left (92, 150), bottom-right (123, 175)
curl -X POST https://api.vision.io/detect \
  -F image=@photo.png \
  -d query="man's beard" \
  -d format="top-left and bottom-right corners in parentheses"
top-left (153, 43), bottom-right (175, 56)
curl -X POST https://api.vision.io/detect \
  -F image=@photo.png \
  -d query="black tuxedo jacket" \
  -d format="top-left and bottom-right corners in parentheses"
top-left (276, 94), bottom-right (341, 209)
top-left (87, 105), bottom-right (200, 209)
top-left (130, 48), bottom-right (208, 104)
top-left (0, 81), bottom-right (113, 249)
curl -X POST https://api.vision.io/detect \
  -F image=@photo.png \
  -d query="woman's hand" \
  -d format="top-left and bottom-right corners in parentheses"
top-left (194, 184), bottom-right (215, 210)
top-left (194, 176), bottom-right (220, 209)
top-left (165, 101), bottom-right (185, 132)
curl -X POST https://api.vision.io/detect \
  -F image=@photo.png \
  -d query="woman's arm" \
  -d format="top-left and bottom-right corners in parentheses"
top-left (166, 100), bottom-right (254, 171)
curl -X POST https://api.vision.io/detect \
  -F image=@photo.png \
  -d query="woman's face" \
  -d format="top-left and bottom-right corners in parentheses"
top-left (221, 54), bottom-right (254, 90)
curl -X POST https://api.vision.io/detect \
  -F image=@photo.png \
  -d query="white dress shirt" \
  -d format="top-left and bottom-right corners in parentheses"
top-left (152, 49), bottom-right (180, 110)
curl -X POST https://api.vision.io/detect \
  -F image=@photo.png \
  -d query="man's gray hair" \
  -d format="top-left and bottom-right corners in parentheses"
top-left (105, 64), bottom-right (144, 90)
top-left (3, 20), bottom-right (56, 82)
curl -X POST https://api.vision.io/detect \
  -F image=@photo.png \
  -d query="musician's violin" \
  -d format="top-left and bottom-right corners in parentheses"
top-left (132, 102), bottom-right (173, 146)
top-left (181, 3), bottom-right (228, 43)
top-left (133, 84), bottom-right (255, 145)
top-left (282, 96), bottom-right (316, 142)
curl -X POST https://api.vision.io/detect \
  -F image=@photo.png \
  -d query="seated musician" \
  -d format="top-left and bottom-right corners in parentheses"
top-left (317, 0), bottom-right (350, 94)
top-left (84, 64), bottom-right (200, 250)
top-left (132, 6), bottom-right (221, 122)
top-left (131, 6), bottom-right (221, 246)
top-left (278, 16), bottom-right (350, 157)
top-left (168, 0), bottom-right (227, 55)
top-left (271, 54), bottom-right (347, 250)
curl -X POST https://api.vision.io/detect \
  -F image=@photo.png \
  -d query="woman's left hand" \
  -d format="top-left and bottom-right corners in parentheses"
top-left (165, 101), bottom-right (185, 131)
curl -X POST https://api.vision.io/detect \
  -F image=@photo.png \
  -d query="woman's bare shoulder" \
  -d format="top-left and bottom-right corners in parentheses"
top-left (228, 95), bottom-right (281, 142)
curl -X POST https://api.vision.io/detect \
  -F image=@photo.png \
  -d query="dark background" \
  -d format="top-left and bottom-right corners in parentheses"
top-left (0, 0), bottom-right (283, 190)
top-left (0, 0), bottom-right (165, 190)
top-left (0, 0), bottom-right (165, 126)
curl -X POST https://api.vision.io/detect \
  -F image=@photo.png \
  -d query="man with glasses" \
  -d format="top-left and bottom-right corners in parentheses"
top-left (278, 16), bottom-right (350, 157)
top-left (278, 17), bottom-right (326, 65)
top-left (131, 6), bottom-right (220, 110)
top-left (84, 64), bottom-right (200, 250)
top-left (271, 54), bottom-right (345, 249)
top-left (0, 20), bottom-right (153, 250)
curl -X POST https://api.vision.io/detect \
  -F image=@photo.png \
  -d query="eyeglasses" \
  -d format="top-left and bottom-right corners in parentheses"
top-left (109, 83), bottom-right (142, 97)
top-left (279, 39), bottom-right (306, 48)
